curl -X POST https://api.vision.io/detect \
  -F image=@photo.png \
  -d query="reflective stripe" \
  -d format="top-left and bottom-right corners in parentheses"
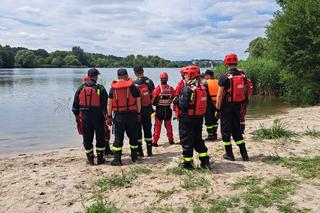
top-left (138, 139), bottom-right (143, 143)
top-left (130, 145), bottom-right (138, 149)
top-left (199, 152), bottom-right (208, 157)
top-left (212, 124), bottom-right (218, 127)
top-left (190, 93), bottom-right (194, 101)
top-left (223, 141), bottom-right (231, 146)
top-left (112, 147), bottom-right (122, 151)
top-left (96, 147), bottom-right (105, 151)
top-left (144, 138), bottom-right (152, 142)
top-left (207, 125), bottom-right (214, 129)
top-left (184, 157), bottom-right (193, 162)
top-left (97, 88), bottom-right (100, 96)
top-left (235, 140), bottom-right (245, 145)
top-left (85, 148), bottom-right (93, 153)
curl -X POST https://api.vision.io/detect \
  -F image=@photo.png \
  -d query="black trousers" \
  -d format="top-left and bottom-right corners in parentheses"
top-left (138, 106), bottom-right (153, 144)
top-left (81, 111), bottom-right (105, 153)
top-left (220, 103), bottom-right (243, 144)
top-left (179, 117), bottom-right (208, 161)
top-left (113, 112), bottom-right (138, 150)
top-left (204, 103), bottom-right (218, 136)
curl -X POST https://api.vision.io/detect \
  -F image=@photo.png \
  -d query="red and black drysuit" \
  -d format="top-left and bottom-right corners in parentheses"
top-left (152, 83), bottom-right (175, 145)
top-left (239, 79), bottom-right (253, 134)
top-left (134, 76), bottom-right (155, 156)
top-left (178, 83), bottom-right (209, 166)
top-left (173, 79), bottom-right (186, 119)
top-left (72, 79), bottom-right (107, 159)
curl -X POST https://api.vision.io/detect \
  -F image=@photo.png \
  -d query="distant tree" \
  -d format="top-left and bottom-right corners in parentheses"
top-left (33, 49), bottom-right (49, 57)
top-left (64, 55), bottom-right (82, 66)
top-left (246, 37), bottom-right (268, 59)
top-left (15, 49), bottom-right (36, 68)
top-left (72, 46), bottom-right (87, 65)
top-left (0, 47), bottom-right (15, 68)
top-left (51, 56), bottom-right (64, 67)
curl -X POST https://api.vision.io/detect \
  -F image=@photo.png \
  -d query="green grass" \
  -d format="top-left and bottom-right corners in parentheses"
top-left (231, 176), bottom-right (264, 190)
top-left (277, 202), bottom-right (311, 213)
top-left (144, 205), bottom-right (187, 213)
top-left (181, 174), bottom-right (211, 189)
top-left (128, 165), bottom-right (152, 176)
top-left (304, 128), bottom-right (320, 138)
top-left (264, 155), bottom-right (320, 179)
top-left (253, 119), bottom-right (297, 140)
top-left (166, 165), bottom-right (194, 176)
top-left (154, 188), bottom-right (178, 200)
top-left (192, 196), bottom-right (240, 213)
top-left (84, 193), bottom-right (118, 213)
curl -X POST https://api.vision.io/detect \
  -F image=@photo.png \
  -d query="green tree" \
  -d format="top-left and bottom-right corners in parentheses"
top-left (33, 49), bottom-right (49, 57)
top-left (51, 56), bottom-right (64, 67)
top-left (15, 49), bottom-right (36, 68)
top-left (72, 46), bottom-right (87, 65)
top-left (246, 37), bottom-right (268, 59)
top-left (0, 47), bottom-right (15, 68)
top-left (64, 55), bottom-right (82, 66)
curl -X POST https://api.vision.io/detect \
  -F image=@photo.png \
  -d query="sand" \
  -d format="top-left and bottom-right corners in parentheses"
top-left (1, 106), bottom-right (320, 213)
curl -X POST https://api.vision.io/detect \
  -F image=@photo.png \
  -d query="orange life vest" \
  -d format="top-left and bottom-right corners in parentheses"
top-left (206, 79), bottom-right (219, 102)
top-left (136, 83), bottom-right (152, 107)
top-left (157, 85), bottom-right (173, 107)
top-left (225, 72), bottom-right (246, 103)
top-left (111, 79), bottom-right (137, 112)
top-left (187, 84), bottom-right (207, 116)
top-left (79, 84), bottom-right (101, 108)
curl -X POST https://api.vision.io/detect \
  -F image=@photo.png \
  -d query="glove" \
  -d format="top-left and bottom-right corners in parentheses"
top-left (215, 109), bottom-right (221, 119)
top-left (75, 115), bottom-right (81, 123)
top-left (137, 113), bottom-right (141, 123)
top-left (106, 117), bottom-right (113, 126)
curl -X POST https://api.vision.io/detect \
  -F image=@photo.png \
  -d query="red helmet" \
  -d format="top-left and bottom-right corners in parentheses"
top-left (83, 74), bottom-right (89, 83)
top-left (180, 67), bottom-right (187, 77)
top-left (185, 65), bottom-right (200, 80)
top-left (224, 53), bottom-right (238, 65)
top-left (160, 72), bottom-right (168, 81)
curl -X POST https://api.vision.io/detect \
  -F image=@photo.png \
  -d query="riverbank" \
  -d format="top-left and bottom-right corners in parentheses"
top-left (1, 106), bottom-right (320, 213)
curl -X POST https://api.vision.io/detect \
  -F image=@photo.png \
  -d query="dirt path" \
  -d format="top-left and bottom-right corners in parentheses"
top-left (1, 106), bottom-right (320, 213)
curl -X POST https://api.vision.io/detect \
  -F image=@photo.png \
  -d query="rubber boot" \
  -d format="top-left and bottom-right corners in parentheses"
top-left (199, 156), bottom-right (211, 170)
top-left (223, 145), bottom-right (235, 161)
top-left (111, 151), bottom-right (122, 166)
top-left (182, 161), bottom-right (194, 170)
top-left (104, 140), bottom-right (113, 156)
top-left (169, 140), bottom-right (174, 145)
top-left (146, 142), bottom-right (153, 156)
top-left (205, 127), bottom-right (217, 141)
top-left (137, 143), bottom-right (144, 157)
top-left (131, 148), bottom-right (138, 162)
top-left (86, 153), bottom-right (94, 165)
top-left (239, 143), bottom-right (249, 161)
top-left (240, 124), bottom-right (245, 134)
top-left (97, 151), bottom-right (105, 165)
top-left (152, 142), bottom-right (159, 147)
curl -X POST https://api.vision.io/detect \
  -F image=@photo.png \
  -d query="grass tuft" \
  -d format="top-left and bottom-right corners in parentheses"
top-left (253, 119), bottom-right (297, 140)
top-left (154, 188), bottom-right (178, 200)
top-left (84, 193), bottom-right (118, 213)
top-left (304, 128), bottom-right (320, 138)
top-left (166, 166), bottom-right (194, 176)
top-left (231, 175), bottom-right (264, 190)
top-left (181, 174), bottom-right (210, 189)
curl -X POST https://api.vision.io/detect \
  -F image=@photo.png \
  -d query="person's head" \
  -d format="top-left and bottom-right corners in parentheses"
top-left (224, 53), bottom-right (238, 70)
top-left (204, 70), bottom-right (214, 80)
top-left (87, 68), bottom-right (100, 81)
top-left (184, 65), bottom-right (200, 82)
top-left (160, 72), bottom-right (168, 84)
top-left (133, 65), bottom-right (144, 77)
top-left (83, 74), bottom-right (89, 83)
top-left (117, 68), bottom-right (129, 80)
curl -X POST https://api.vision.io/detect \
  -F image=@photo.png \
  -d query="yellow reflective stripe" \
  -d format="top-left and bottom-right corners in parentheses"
top-left (212, 124), bottom-right (218, 127)
top-left (190, 93), bottom-right (194, 101)
top-left (207, 125), bottom-right (214, 129)
top-left (138, 139), bottom-right (143, 143)
top-left (112, 147), bottom-right (122, 151)
top-left (223, 141), bottom-right (231, 146)
top-left (199, 152), bottom-right (208, 157)
top-left (130, 145), bottom-right (138, 149)
top-left (144, 138), bottom-right (152, 142)
top-left (96, 147), bottom-right (105, 151)
top-left (235, 140), bottom-right (245, 145)
top-left (97, 88), bottom-right (100, 96)
top-left (85, 148), bottom-right (93, 153)
top-left (184, 157), bottom-right (194, 162)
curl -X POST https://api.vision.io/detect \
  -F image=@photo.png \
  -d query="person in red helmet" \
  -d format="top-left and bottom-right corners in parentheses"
top-left (152, 72), bottom-right (175, 146)
top-left (177, 65), bottom-right (210, 170)
top-left (173, 67), bottom-right (187, 120)
top-left (238, 69), bottom-right (253, 134)
top-left (216, 53), bottom-right (249, 161)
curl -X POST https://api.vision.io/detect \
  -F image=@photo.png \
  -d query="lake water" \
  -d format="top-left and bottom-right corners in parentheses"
top-left (0, 68), bottom-right (291, 154)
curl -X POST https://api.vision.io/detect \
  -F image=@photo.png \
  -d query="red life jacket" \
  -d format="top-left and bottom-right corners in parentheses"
top-left (136, 83), bottom-right (152, 107)
top-left (157, 85), bottom-right (173, 107)
top-left (187, 84), bottom-right (207, 116)
top-left (175, 80), bottom-right (186, 96)
top-left (225, 72), bottom-right (247, 103)
top-left (79, 84), bottom-right (101, 107)
top-left (111, 78), bottom-right (137, 112)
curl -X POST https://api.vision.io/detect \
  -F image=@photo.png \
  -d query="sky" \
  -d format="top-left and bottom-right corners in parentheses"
top-left (0, 0), bottom-right (279, 60)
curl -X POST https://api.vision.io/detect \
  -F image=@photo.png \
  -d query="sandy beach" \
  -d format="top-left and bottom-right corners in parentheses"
top-left (1, 106), bottom-right (320, 213)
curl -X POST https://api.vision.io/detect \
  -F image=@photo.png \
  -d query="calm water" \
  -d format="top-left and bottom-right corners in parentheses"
top-left (0, 68), bottom-right (291, 154)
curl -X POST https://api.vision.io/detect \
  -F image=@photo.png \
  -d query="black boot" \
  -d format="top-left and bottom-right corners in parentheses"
top-left (146, 142), bottom-right (153, 156)
top-left (239, 143), bottom-right (249, 161)
top-left (97, 151), bottom-right (105, 165)
top-left (111, 151), bottom-right (122, 166)
top-left (137, 143), bottom-right (144, 157)
top-left (223, 145), bottom-right (235, 161)
top-left (86, 153), bottom-right (94, 165)
top-left (104, 140), bottom-right (113, 156)
top-left (131, 148), bottom-right (138, 162)
top-left (169, 140), bottom-right (174, 145)
top-left (205, 134), bottom-right (217, 141)
top-left (182, 161), bottom-right (194, 170)
top-left (200, 156), bottom-right (211, 170)
top-left (240, 124), bottom-right (245, 134)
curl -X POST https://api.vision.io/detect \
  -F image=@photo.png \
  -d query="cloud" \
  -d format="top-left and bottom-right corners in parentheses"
top-left (0, 0), bottom-right (279, 60)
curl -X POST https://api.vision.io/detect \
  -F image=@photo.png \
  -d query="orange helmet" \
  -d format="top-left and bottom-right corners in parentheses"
top-left (185, 65), bottom-right (200, 80)
top-left (224, 53), bottom-right (238, 65)
top-left (83, 74), bottom-right (89, 83)
top-left (160, 72), bottom-right (168, 81)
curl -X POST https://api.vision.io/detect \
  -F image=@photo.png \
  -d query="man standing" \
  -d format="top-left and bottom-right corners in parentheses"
top-left (177, 65), bottom-right (210, 170)
top-left (72, 68), bottom-right (107, 165)
top-left (215, 53), bottom-right (249, 161)
top-left (106, 69), bottom-right (141, 166)
top-left (203, 70), bottom-right (219, 141)
top-left (152, 72), bottom-right (175, 146)
top-left (133, 65), bottom-right (155, 157)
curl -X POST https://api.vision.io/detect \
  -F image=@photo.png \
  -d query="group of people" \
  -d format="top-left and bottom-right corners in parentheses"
top-left (72, 53), bottom-right (253, 169)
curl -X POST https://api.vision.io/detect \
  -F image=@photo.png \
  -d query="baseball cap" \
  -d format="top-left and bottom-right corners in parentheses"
top-left (117, 68), bottom-right (128, 76)
top-left (87, 68), bottom-right (100, 77)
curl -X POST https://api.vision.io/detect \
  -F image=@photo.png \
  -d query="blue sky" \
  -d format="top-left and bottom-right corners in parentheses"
top-left (0, 0), bottom-right (279, 60)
